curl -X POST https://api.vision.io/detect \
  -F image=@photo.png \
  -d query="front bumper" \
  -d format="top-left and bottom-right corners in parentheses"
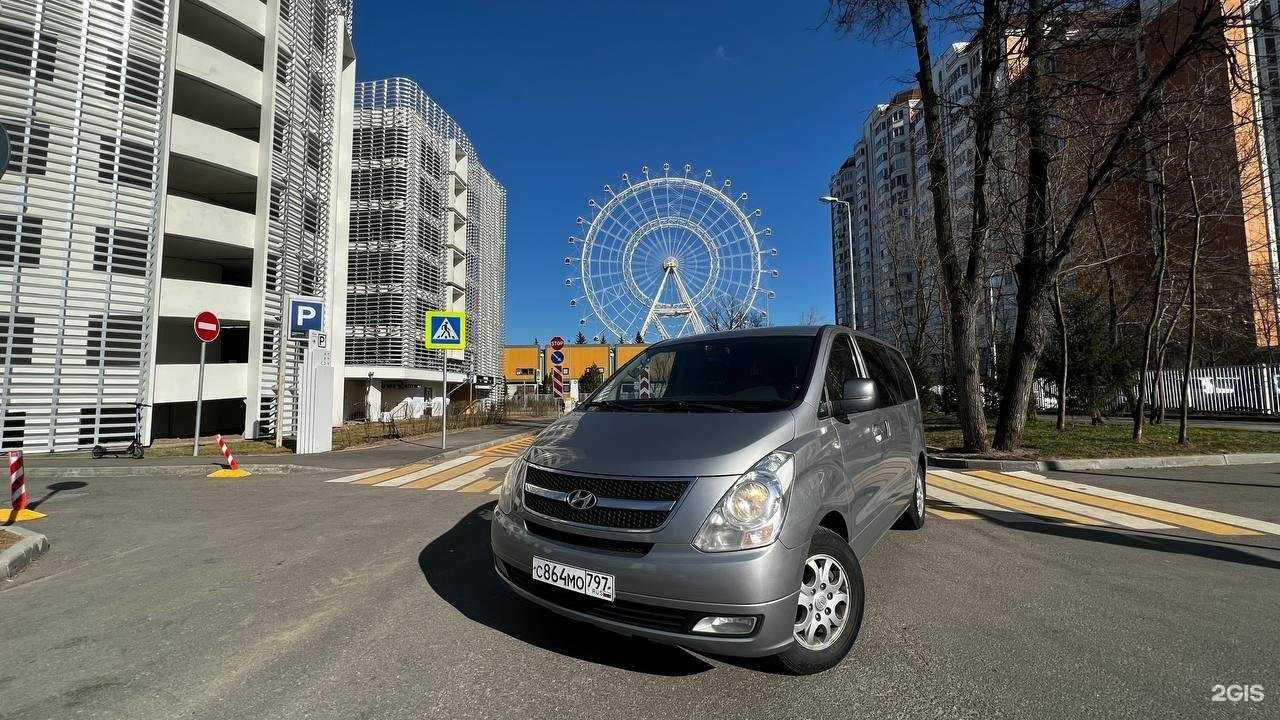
top-left (491, 508), bottom-right (801, 658)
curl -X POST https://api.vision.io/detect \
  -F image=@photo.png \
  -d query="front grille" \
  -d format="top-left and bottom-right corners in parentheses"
top-left (525, 494), bottom-right (670, 530)
top-left (525, 466), bottom-right (689, 501)
top-left (526, 520), bottom-right (653, 556)
top-left (501, 561), bottom-right (695, 634)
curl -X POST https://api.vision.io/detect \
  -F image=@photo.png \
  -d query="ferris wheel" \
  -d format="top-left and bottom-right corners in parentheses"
top-left (565, 163), bottom-right (778, 341)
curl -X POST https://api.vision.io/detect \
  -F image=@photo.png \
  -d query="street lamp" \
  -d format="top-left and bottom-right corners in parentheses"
top-left (819, 195), bottom-right (857, 329)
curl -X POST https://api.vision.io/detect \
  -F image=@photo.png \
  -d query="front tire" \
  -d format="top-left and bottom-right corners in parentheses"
top-left (775, 527), bottom-right (865, 675)
top-left (897, 462), bottom-right (926, 530)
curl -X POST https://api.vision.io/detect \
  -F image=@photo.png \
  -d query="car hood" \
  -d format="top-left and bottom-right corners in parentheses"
top-left (526, 409), bottom-right (797, 478)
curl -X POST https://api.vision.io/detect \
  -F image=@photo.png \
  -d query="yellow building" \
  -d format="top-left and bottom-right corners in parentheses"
top-left (504, 344), bottom-right (648, 386)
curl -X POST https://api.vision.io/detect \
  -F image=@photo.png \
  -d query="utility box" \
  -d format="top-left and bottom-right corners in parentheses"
top-left (297, 330), bottom-right (334, 454)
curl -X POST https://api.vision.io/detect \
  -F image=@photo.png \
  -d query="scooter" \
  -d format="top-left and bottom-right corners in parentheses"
top-left (90, 403), bottom-right (148, 460)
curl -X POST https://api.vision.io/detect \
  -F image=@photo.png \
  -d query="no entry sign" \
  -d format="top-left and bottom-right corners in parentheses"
top-left (194, 311), bottom-right (220, 343)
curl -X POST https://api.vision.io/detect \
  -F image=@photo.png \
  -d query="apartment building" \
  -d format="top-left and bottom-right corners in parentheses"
top-left (345, 77), bottom-right (506, 419)
top-left (0, 0), bottom-right (355, 452)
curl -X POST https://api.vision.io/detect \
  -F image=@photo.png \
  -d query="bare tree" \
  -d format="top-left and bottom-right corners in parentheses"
top-left (702, 297), bottom-right (768, 332)
top-left (798, 307), bottom-right (824, 326)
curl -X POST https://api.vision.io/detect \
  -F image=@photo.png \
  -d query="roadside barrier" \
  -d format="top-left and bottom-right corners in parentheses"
top-left (216, 435), bottom-right (239, 470)
top-left (8, 451), bottom-right (26, 512)
top-left (207, 435), bottom-right (251, 479)
top-left (4, 450), bottom-right (43, 522)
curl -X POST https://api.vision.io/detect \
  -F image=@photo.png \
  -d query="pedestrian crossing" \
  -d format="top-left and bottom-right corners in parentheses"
top-left (322, 436), bottom-right (1280, 538)
top-left (324, 436), bottom-right (534, 495)
top-left (925, 468), bottom-right (1280, 537)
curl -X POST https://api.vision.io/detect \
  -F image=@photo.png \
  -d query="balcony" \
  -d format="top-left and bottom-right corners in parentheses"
top-left (164, 194), bottom-right (255, 251)
top-left (167, 115), bottom-right (259, 212)
top-left (174, 34), bottom-right (262, 107)
top-left (153, 363), bottom-right (248, 404)
top-left (159, 278), bottom-right (251, 322)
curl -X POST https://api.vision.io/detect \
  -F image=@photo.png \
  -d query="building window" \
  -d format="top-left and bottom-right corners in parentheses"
top-left (1, 119), bottom-right (49, 176)
top-left (266, 251), bottom-right (281, 292)
top-left (133, 0), bottom-right (165, 26)
top-left (98, 136), bottom-right (154, 190)
top-left (311, 8), bottom-right (328, 52)
top-left (1, 411), bottom-right (24, 450)
top-left (308, 73), bottom-right (325, 114)
top-left (269, 181), bottom-right (286, 222)
top-left (0, 22), bottom-right (57, 83)
top-left (305, 134), bottom-right (322, 170)
top-left (86, 314), bottom-right (143, 367)
top-left (124, 54), bottom-right (162, 107)
top-left (299, 259), bottom-right (317, 296)
top-left (302, 194), bottom-right (319, 234)
top-left (0, 314), bottom-right (35, 365)
top-left (78, 405), bottom-right (136, 446)
top-left (93, 226), bottom-right (149, 277)
top-left (0, 214), bottom-right (41, 267)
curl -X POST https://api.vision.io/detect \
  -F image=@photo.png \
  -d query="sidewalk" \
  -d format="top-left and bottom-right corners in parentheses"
top-left (21, 419), bottom-right (554, 479)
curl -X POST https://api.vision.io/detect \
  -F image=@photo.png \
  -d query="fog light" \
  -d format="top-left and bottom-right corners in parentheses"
top-left (691, 615), bottom-right (757, 635)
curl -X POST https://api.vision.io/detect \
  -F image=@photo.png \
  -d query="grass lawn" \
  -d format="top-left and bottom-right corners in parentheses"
top-left (925, 416), bottom-right (1280, 459)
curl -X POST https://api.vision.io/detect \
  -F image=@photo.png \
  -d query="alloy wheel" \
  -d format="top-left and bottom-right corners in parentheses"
top-left (794, 554), bottom-right (850, 651)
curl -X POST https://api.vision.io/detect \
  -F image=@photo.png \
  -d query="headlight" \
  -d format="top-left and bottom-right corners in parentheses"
top-left (497, 456), bottom-right (526, 515)
top-left (693, 451), bottom-right (794, 552)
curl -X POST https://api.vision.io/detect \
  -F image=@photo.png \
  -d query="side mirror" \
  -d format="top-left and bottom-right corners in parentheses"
top-left (834, 378), bottom-right (877, 416)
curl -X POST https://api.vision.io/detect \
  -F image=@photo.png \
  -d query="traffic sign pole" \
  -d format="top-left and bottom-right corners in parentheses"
top-left (192, 311), bottom-right (221, 456)
top-left (194, 341), bottom-right (206, 457)
top-left (442, 349), bottom-right (448, 451)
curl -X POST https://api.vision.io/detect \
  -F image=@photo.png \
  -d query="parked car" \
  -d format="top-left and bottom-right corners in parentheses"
top-left (491, 326), bottom-right (927, 674)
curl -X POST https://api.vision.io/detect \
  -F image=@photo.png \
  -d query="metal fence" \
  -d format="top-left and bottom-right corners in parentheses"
top-left (1141, 364), bottom-right (1280, 414)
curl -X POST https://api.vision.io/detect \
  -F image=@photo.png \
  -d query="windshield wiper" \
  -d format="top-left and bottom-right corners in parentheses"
top-left (582, 399), bottom-right (653, 412)
top-left (643, 399), bottom-right (744, 413)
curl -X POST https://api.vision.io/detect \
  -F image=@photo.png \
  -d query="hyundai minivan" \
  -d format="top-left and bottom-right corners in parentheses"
top-left (491, 326), bottom-right (926, 674)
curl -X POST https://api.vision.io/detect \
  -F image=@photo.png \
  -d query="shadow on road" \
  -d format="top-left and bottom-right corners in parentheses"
top-left (950, 505), bottom-right (1280, 570)
top-left (30, 480), bottom-right (89, 508)
top-left (1058, 469), bottom-right (1280, 490)
top-left (418, 502), bottom-right (714, 676)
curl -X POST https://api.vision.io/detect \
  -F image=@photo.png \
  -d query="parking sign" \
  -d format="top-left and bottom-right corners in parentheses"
top-left (288, 296), bottom-right (325, 337)
top-left (424, 310), bottom-right (466, 350)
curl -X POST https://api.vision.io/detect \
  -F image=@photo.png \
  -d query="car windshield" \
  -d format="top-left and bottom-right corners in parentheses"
top-left (583, 334), bottom-right (818, 413)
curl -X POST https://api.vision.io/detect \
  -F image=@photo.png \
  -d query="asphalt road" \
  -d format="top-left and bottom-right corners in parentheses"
top-left (4, 463), bottom-right (1278, 719)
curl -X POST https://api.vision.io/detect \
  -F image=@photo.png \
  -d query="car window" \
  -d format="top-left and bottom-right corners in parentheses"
top-left (822, 335), bottom-right (859, 411)
top-left (885, 345), bottom-right (917, 401)
top-left (854, 336), bottom-right (903, 408)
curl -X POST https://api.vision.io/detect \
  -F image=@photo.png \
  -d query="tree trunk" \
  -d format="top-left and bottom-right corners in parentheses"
top-left (1054, 280), bottom-right (1068, 431)
top-left (1131, 189), bottom-right (1167, 442)
top-left (906, 0), bottom-right (993, 451)
top-left (994, 0), bottom-right (1050, 451)
top-left (1179, 158), bottom-right (1202, 445)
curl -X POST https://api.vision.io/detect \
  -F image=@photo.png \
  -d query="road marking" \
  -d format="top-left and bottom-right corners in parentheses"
top-left (354, 464), bottom-right (430, 485)
top-left (400, 457), bottom-right (497, 489)
top-left (482, 437), bottom-right (534, 457)
top-left (326, 468), bottom-right (393, 483)
top-left (973, 470), bottom-right (1262, 536)
top-left (373, 456), bottom-right (478, 487)
top-left (433, 457), bottom-right (513, 491)
top-left (1005, 470), bottom-right (1280, 536)
top-left (461, 479), bottom-right (503, 493)
top-left (936, 469), bottom-right (1178, 531)
top-left (927, 473), bottom-right (1107, 526)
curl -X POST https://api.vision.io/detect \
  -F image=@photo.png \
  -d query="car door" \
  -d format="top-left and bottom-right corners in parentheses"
top-left (820, 333), bottom-right (887, 532)
top-left (853, 336), bottom-right (914, 514)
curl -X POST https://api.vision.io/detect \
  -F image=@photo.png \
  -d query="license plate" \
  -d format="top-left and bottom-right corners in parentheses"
top-left (531, 556), bottom-right (615, 602)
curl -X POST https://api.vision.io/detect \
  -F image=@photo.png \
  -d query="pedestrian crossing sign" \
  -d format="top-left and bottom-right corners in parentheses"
top-left (424, 311), bottom-right (467, 349)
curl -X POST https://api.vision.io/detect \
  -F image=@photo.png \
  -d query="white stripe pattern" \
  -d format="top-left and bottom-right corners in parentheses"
top-left (931, 469), bottom-right (1176, 530)
top-left (432, 457), bottom-right (512, 490)
top-left (325, 468), bottom-right (393, 483)
top-left (1005, 470), bottom-right (1280, 535)
top-left (373, 455), bottom-right (479, 487)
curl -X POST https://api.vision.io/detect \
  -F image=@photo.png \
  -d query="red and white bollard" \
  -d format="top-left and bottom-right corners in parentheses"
top-left (8, 451), bottom-right (26, 513)
top-left (215, 435), bottom-right (239, 471)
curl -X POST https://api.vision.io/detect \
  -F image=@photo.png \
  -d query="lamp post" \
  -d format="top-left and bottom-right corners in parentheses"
top-left (820, 195), bottom-right (857, 329)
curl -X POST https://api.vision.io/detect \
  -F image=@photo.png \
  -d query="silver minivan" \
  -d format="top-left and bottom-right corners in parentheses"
top-left (491, 326), bottom-right (926, 674)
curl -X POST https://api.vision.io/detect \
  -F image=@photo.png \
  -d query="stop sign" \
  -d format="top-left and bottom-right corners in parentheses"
top-left (194, 311), bottom-right (220, 343)
top-left (549, 336), bottom-right (565, 351)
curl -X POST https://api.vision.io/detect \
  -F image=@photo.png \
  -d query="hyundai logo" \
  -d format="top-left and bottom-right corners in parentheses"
top-left (566, 489), bottom-right (598, 510)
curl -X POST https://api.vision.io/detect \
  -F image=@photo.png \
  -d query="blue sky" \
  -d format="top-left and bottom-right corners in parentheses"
top-left (352, 0), bottom-right (918, 344)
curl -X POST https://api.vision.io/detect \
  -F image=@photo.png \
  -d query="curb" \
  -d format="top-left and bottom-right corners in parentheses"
top-left (1, 526), bottom-right (49, 579)
top-left (928, 451), bottom-right (1280, 472)
top-left (421, 428), bottom-right (542, 465)
top-left (24, 463), bottom-right (336, 480)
